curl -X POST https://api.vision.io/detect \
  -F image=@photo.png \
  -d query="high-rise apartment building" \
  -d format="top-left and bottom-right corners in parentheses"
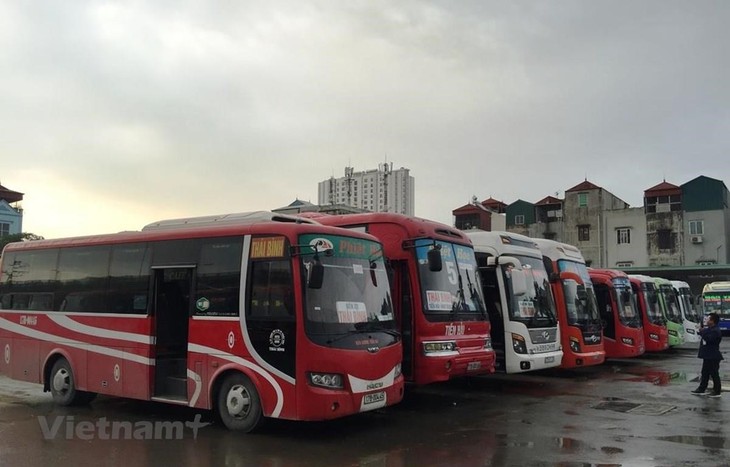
top-left (317, 164), bottom-right (415, 216)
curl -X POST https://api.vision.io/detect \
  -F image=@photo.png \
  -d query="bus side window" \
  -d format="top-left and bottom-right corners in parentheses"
top-left (248, 260), bottom-right (294, 320)
top-left (195, 238), bottom-right (242, 317)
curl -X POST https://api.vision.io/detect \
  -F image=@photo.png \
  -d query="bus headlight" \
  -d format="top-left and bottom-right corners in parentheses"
top-left (686, 328), bottom-right (696, 335)
top-left (621, 337), bottom-right (634, 345)
top-left (511, 333), bottom-right (527, 354)
top-left (569, 337), bottom-right (581, 353)
top-left (649, 333), bottom-right (659, 341)
top-left (668, 329), bottom-right (678, 337)
top-left (423, 341), bottom-right (457, 354)
top-left (394, 363), bottom-right (402, 378)
top-left (308, 372), bottom-right (344, 389)
top-left (484, 337), bottom-right (493, 350)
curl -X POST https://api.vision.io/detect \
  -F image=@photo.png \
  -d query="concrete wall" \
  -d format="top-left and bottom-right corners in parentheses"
top-left (605, 207), bottom-right (647, 267)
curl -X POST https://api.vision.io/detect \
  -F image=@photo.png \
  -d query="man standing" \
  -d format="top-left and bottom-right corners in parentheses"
top-left (691, 312), bottom-right (723, 397)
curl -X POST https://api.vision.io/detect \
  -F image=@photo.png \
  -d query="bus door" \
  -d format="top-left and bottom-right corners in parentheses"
top-left (152, 267), bottom-right (193, 400)
top-left (392, 260), bottom-right (414, 379)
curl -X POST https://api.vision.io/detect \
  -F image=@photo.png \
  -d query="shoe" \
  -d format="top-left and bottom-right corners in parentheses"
top-left (691, 389), bottom-right (706, 395)
top-left (708, 392), bottom-right (722, 398)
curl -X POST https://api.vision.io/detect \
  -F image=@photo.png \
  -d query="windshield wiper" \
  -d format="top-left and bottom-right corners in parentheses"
top-left (465, 270), bottom-right (487, 318)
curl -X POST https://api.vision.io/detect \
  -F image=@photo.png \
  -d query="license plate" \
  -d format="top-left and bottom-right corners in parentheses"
top-left (467, 361), bottom-right (481, 371)
top-left (363, 391), bottom-right (385, 405)
top-left (544, 356), bottom-right (555, 364)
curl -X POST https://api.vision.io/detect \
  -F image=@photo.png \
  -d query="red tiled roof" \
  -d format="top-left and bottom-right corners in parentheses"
top-left (644, 180), bottom-right (680, 197)
top-left (566, 180), bottom-right (601, 192)
top-left (0, 184), bottom-right (23, 203)
top-left (535, 196), bottom-right (562, 205)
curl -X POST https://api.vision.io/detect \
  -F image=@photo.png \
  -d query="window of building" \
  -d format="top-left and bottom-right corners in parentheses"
top-left (657, 229), bottom-right (673, 250)
top-left (578, 193), bottom-right (588, 207)
top-left (514, 215), bottom-right (525, 225)
top-left (0, 223), bottom-right (9, 237)
top-left (689, 220), bottom-right (704, 236)
top-left (578, 225), bottom-right (590, 242)
top-left (617, 228), bottom-right (631, 245)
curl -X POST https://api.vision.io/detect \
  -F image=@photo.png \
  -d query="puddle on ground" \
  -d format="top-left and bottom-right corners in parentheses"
top-left (658, 435), bottom-right (730, 449)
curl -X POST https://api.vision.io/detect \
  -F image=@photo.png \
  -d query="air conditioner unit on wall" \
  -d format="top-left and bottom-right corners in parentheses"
top-left (691, 235), bottom-right (703, 244)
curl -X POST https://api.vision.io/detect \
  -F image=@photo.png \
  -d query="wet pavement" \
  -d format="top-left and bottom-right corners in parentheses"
top-left (1, 342), bottom-right (729, 467)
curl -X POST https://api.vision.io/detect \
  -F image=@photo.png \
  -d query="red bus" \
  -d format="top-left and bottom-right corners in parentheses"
top-left (0, 212), bottom-right (404, 431)
top-left (308, 213), bottom-right (495, 385)
top-left (589, 268), bottom-right (645, 358)
top-left (628, 275), bottom-right (669, 352)
top-left (532, 239), bottom-right (605, 369)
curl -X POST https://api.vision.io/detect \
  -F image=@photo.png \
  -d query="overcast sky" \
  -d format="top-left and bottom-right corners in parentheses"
top-left (2, 1), bottom-right (728, 239)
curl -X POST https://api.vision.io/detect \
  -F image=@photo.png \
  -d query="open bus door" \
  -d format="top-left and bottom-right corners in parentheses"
top-left (152, 267), bottom-right (193, 401)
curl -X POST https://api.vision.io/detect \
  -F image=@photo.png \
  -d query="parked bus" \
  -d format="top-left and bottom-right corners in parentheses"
top-left (653, 277), bottom-right (686, 347)
top-left (532, 239), bottom-right (605, 368)
top-left (588, 268), bottom-right (644, 358)
top-left (465, 231), bottom-right (562, 373)
top-left (701, 281), bottom-right (730, 332)
top-left (309, 212), bottom-right (496, 384)
top-left (628, 275), bottom-right (669, 352)
top-left (0, 212), bottom-right (405, 431)
top-left (671, 280), bottom-right (701, 343)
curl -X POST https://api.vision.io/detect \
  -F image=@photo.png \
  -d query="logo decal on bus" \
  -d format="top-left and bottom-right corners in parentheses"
top-left (269, 330), bottom-right (286, 352)
top-left (227, 331), bottom-right (235, 349)
top-left (113, 364), bottom-right (121, 382)
top-left (4, 344), bottom-right (9, 364)
top-left (195, 298), bottom-right (210, 312)
top-left (309, 238), bottom-right (334, 252)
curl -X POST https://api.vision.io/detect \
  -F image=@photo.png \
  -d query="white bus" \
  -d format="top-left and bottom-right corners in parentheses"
top-left (671, 280), bottom-right (701, 343)
top-left (701, 281), bottom-right (730, 333)
top-left (465, 231), bottom-right (563, 373)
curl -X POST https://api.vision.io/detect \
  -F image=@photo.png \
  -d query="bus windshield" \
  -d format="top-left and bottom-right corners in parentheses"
top-left (557, 260), bottom-right (600, 328)
top-left (659, 284), bottom-right (683, 324)
top-left (677, 287), bottom-right (700, 323)
top-left (301, 234), bottom-right (397, 348)
top-left (612, 278), bottom-right (641, 328)
top-left (503, 255), bottom-right (557, 328)
top-left (640, 283), bottom-right (665, 325)
top-left (702, 292), bottom-right (730, 317)
top-left (414, 239), bottom-right (486, 320)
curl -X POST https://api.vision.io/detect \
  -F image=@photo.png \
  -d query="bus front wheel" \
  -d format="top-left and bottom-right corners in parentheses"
top-left (49, 358), bottom-right (96, 406)
top-left (216, 373), bottom-right (263, 432)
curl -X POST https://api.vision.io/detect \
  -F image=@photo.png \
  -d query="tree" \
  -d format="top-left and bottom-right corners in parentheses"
top-left (0, 232), bottom-right (44, 251)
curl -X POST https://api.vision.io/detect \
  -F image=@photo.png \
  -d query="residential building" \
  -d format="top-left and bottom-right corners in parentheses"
top-left (317, 163), bottom-right (415, 216)
top-left (454, 175), bottom-right (730, 270)
top-left (681, 176), bottom-right (730, 265)
top-left (452, 197), bottom-right (506, 231)
top-left (0, 183), bottom-right (23, 238)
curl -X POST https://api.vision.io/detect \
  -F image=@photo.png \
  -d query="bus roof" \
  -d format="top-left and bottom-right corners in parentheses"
top-left (465, 230), bottom-right (541, 258)
top-left (532, 238), bottom-right (585, 263)
top-left (702, 281), bottom-right (730, 293)
top-left (2, 213), bottom-right (375, 253)
top-left (628, 274), bottom-right (654, 283)
top-left (142, 211), bottom-right (317, 230)
top-left (311, 212), bottom-right (472, 245)
top-left (588, 268), bottom-right (629, 280)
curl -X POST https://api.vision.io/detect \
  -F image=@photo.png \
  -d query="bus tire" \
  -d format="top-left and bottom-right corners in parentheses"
top-left (49, 358), bottom-right (95, 406)
top-left (216, 373), bottom-right (263, 432)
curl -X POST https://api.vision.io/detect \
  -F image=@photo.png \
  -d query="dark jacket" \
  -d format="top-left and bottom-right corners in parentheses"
top-left (698, 325), bottom-right (724, 360)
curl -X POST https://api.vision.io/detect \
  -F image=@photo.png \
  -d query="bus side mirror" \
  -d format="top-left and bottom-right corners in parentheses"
top-left (308, 258), bottom-right (324, 289)
top-left (427, 247), bottom-right (442, 272)
top-left (559, 271), bottom-right (584, 285)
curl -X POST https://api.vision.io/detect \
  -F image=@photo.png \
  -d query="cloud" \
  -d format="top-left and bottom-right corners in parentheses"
top-left (1, 1), bottom-right (729, 236)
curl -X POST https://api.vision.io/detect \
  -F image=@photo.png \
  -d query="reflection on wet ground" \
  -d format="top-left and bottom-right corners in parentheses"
top-left (2, 344), bottom-right (730, 466)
